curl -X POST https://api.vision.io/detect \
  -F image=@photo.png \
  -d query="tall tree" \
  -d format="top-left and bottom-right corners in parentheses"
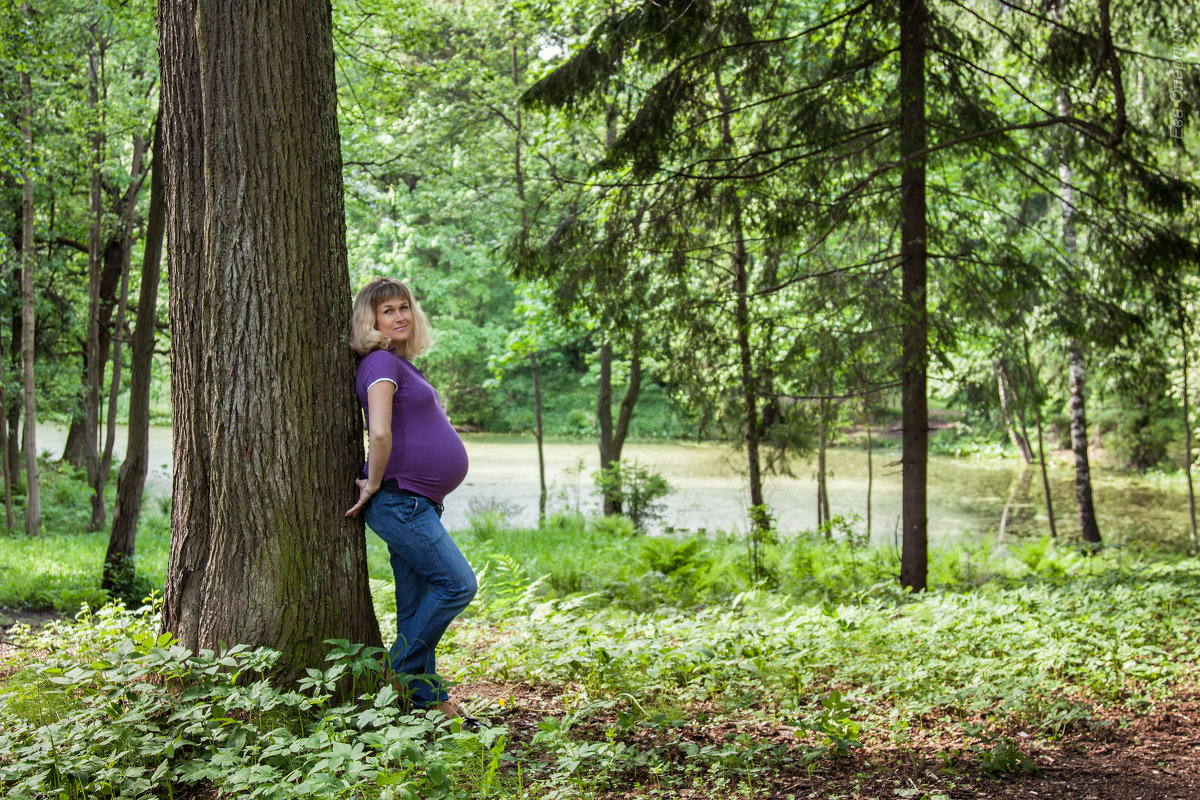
top-left (159, 0), bottom-right (379, 679)
top-left (105, 113), bottom-right (163, 597)
top-left (521, 0), bottom-right (1192, 587)
top-left (18, 1), bottom-right (39, 537)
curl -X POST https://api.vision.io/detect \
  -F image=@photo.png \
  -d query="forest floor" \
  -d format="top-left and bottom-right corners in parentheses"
top-left (4, 611), bottom-right (1200, 799)
top-left (457, 679), bottom-right (1200, 800)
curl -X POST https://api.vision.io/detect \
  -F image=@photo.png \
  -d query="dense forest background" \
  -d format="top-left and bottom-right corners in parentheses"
top-left (0, 0), bottom-right (1196, 519)
top-left (4, 3), bottom-right (1200, 799)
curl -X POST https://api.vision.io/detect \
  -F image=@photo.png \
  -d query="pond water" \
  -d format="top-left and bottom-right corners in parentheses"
top-left (35, 425), bottom-right (1194, 547)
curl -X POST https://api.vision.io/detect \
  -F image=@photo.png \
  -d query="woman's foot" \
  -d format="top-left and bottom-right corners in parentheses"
top-left (430, 699), bottom-right (481, 731)
top-left (433, 699), bottom-right (463, 719)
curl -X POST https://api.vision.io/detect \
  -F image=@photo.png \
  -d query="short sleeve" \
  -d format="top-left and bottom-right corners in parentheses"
top-left (357, 350), bottom-right (402, 398)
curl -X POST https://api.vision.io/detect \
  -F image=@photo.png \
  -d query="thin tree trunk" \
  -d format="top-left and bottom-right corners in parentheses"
top-left (509, 24), bottom-right (545, 525)
top-left (1182, 305), bottom-right (1198, 553)
top-left (865, 419), bottom-right (873, 540)
top-left (598, 334), bottom-right (644, 516)
top-left (1057, 79), bottom-right (1100, 548)
top-left (996, 361), bottom-right (1034, 463)
top-left (0, 199), bottom-right (13, 528)
top-left (19, 37), bottom-right (39, 536)
top-left (0, 365), bottom-right (12, 530)
top-left (106, 115), bottom-right (164, 596)
top-left (821, 394), bottom-right (831, 525)
top-left (6, 342), bottom-right (19, 485)
top-left (100, 132), bottom-right (147, 488)
top-left (6, 191), bottom-right (19, 485)
top-left (715, 77), bottom-right (766, 532)
top-left (1021, 329), bottom-right (1057, 538)
top-left (530, 351), bottom-right (546, 523)
top-left (998, 464), bottom-right (1033, 541)
top-left (613, 338), bottom-right (642, 461)
top-left (817, 397), bottom-right (829, 536)
top-left (1068, 339), bottom-right (1102, 545)
top-left (160, 0), bottom-right (380, 680)
top-left (84, 36), bottom-right (106, 531)
top-left (899, 0), bottom-right (928, 591)
top-left (598, 341), bottom-right (617, 514)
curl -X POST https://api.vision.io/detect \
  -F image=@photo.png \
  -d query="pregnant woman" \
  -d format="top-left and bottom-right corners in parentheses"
top-left (344, 277), bottom-right (476, 718)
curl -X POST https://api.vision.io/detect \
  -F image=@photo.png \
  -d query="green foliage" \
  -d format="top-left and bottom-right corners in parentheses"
top-left (963, 724), bottom-right (1038, 777)
top-left (0, 463), bottom-right (168, 613)
top-left (592, 460), bottom-right (671, 531)
top-left (6, 514), bottom-right (1200, 798)
top-left (0, 601), bottom-right (509, 800)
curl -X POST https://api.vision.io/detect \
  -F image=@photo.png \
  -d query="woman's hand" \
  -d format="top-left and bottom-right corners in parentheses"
top-left (345, 477), bottom-right (375, 518)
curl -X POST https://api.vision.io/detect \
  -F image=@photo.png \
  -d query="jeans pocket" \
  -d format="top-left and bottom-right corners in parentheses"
top-left (366, 492), bottom-right (420, 531)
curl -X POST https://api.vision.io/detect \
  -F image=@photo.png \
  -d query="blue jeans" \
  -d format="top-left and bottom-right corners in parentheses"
top-left (364, 489), bottom-right (477, 707)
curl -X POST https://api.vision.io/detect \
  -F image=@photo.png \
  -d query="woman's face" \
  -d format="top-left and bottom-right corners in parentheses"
top-left (375, 295), bottom-right (413, 347)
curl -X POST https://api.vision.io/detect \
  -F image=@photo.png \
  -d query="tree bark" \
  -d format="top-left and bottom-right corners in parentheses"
top-left (106, 115), bottom-right (165, 596)
top-left (899, 0), bottom-right (928, 591)
top-left (19, 36), bottom-right (40, 537)
top-left (1067, 339), bottom-right (1102, 545)
top-left (160, 0), bottom-right (380, 680)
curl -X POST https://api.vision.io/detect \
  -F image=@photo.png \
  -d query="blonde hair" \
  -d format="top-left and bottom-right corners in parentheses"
top-left (350, 277), bottom-right (432, 359)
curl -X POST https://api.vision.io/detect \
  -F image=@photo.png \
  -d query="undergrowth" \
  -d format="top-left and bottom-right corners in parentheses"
top-left (4, 476), bottom-right (1200, 798)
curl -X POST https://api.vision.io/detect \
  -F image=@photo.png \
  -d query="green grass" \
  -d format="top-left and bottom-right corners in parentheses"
top-left (4, 467), bottom-right (1200, 798)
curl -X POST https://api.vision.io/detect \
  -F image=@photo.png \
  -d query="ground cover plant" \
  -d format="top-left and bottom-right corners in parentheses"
top-left (4, 491), bottom-right (1200, 798)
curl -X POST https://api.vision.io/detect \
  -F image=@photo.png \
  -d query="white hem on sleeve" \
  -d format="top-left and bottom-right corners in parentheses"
top-left (367, 377), bottom-right (398, 391)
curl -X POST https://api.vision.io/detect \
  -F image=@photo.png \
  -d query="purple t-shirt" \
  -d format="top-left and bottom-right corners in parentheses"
top-left (356, 349), bottom-right (469, 505)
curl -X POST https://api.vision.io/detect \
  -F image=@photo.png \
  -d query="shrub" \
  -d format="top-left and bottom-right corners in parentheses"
top-left (593, 460), bottom-right (672, 531)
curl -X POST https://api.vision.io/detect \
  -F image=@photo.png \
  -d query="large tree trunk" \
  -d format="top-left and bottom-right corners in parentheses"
top-left (160, 0), bottom-right (380, 680)
top-left (899, 0), bottom-right (928, 591)
top-left (19, 37), bottom-right (39, 537)
top-left (1067, 339), bottom-right (1102, 545)
top-left (106, 116), bottom-right (164, 597)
